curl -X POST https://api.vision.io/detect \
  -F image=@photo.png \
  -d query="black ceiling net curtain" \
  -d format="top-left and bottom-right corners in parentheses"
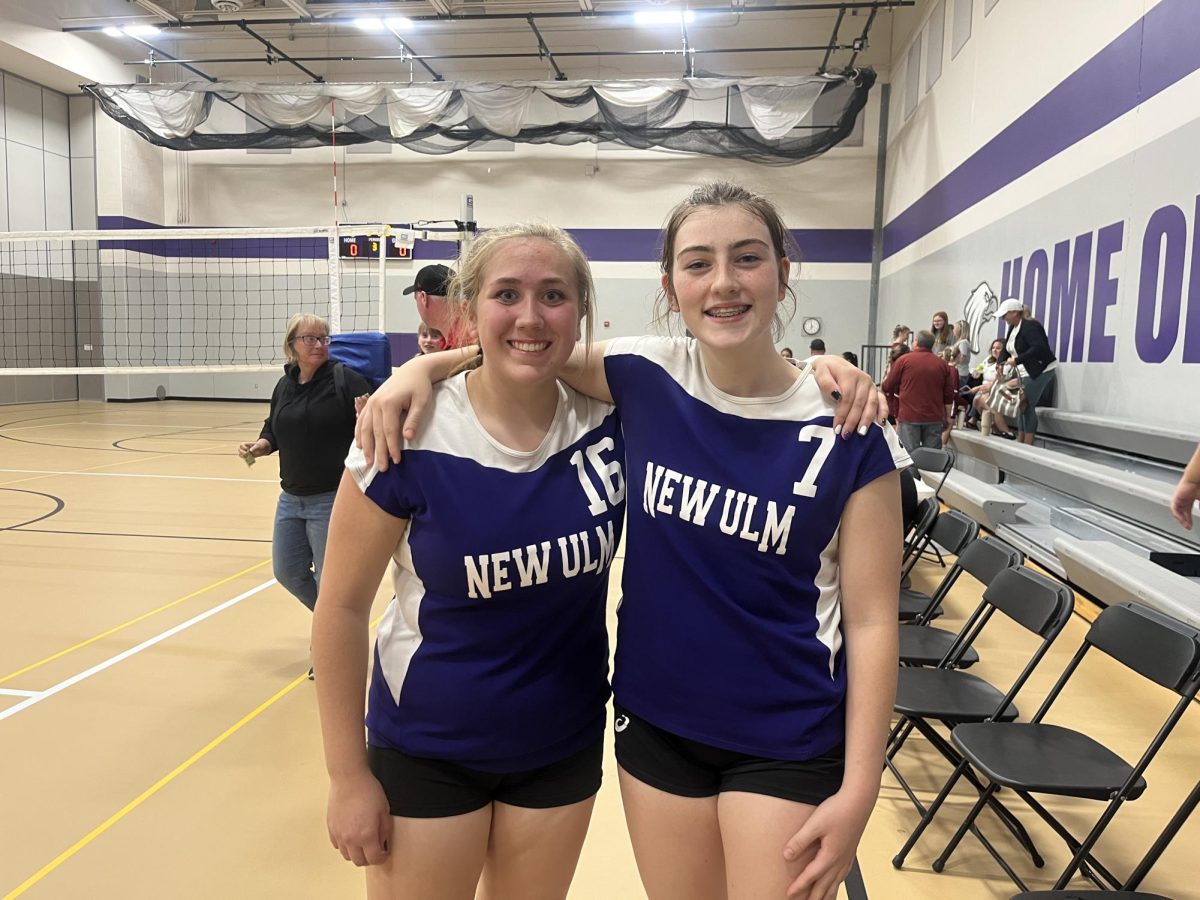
top-left (84, 70), bottom-right (875, 165)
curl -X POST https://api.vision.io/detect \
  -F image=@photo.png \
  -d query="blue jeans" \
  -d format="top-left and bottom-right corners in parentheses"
top-left (272, 490), bottom-right (336, 611)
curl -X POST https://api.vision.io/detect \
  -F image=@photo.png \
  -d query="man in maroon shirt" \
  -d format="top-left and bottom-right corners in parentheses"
top-left (881, 329), bottom-right (956, 452)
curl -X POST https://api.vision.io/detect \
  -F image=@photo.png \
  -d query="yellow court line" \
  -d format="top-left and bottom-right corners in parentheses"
top-left (1, 673), bottom-right (310, 900)
top-left (0, 559), bottom-right (271, 686)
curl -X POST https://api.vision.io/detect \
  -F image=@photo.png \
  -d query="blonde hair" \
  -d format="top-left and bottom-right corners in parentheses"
top-left (447, 223), bottom-right (595, 375)
top-left (282, 313), bottom-right (329, 364)
top-left (954, 318), bottom-right (971, 341)
top-left (654, 182), bottom-right (798, 341)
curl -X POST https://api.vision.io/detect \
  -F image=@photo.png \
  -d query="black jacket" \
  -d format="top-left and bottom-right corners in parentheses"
top-left (998, 318), bottom-right (1057, 378)
top-left (259, 359), bottom-right (370, 495)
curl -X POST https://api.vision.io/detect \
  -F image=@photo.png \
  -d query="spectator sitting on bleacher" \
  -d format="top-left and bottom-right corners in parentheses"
top-left (881, 330), bottom-right (956, 453)
top-left (966, 338), bottom-right (1018, 437)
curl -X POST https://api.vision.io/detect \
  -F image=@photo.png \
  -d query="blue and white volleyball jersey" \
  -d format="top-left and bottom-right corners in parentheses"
top-left (604, 336), bottom-right (910, 760)
top-left (345, 373), bottom-right (625, 772)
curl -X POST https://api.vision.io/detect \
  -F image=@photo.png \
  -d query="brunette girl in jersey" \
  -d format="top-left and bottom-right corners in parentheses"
top-left (313, 223), bottom-right (624, 900)
top-left (359, 184), bottom-right (904, 900)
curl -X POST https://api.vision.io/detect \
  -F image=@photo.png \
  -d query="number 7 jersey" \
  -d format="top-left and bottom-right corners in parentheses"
top-left (604, 336), bottom-right (910, 760)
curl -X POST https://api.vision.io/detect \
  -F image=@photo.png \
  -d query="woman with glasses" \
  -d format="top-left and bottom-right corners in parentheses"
top-left (238, 314), bottom-right (371, 662)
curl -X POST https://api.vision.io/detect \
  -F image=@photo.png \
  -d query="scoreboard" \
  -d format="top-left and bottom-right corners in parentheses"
top-left (339, 234), bottom-right (412, 259)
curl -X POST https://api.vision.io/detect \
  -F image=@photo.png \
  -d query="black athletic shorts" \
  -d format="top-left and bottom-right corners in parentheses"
top-left (367, 739), bottom-right (603, 819)
top-left (613, 704), bottom-right (844, 806)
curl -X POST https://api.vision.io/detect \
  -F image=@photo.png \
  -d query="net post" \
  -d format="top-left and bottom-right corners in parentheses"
top-left (328, 226), bottom-right (342, 334)
top-left (377, 222), bottom-right (387, 333)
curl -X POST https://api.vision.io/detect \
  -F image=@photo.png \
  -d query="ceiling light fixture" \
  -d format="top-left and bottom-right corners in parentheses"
top-left (102, 26), bottom-right (123, 37)
top-left (123, 24), bottom-right (162, 37)
top-left (385, 16), bottom-right (414, 30)
top-left (633, 10), bottom-right (695, 26)
top-left (353, 17), bottom-right (386, 31)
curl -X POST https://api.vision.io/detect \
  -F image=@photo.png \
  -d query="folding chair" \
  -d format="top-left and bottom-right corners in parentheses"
top-left (889, 565), bottom-right (1075, 867)
top-left (897, 510), bottom-right (979, 622)
top-left (897, 602), bottom-right (1200, 893)
top-left (901, 497), bottom-right (939, 580)
top-left (1009, 778), bottom-right (1199, 899)
top-left (899, 535), bottom-right (1023, 667)
top-left (909, 446), bottom-right (954, 500)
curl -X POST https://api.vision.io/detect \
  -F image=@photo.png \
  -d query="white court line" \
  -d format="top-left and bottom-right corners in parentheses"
top-left (0, 469), bottom-right (272, 484)
top-left (0, 578), bottom-right (277, 723)
top-left (0, 688), bottom-right (40, 697)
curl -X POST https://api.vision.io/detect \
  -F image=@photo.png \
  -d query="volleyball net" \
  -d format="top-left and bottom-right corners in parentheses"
top-left (0, 225), bottom-right (392, 376)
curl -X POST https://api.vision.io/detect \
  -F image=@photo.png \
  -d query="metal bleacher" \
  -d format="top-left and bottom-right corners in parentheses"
top-left (925, 415), bottom-right (1200, 627)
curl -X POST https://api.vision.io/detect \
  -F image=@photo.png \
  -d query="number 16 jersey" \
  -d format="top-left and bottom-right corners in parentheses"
top-left (346, 374), bottom-right (625, 772)
top-left (604, 337), bottom-right (910, 761)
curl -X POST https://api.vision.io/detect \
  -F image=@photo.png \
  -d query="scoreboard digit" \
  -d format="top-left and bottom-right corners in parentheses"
top-left (339, 235), bottom-right (413, 259)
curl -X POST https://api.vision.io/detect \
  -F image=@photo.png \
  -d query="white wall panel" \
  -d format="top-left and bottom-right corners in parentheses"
top-left (6, 140), bottom-right (46, 230)
top-left (44, 151), bottom-right (71, 229)
top-left (885, 1), bottom-right (1148, 218)
top-left (42, 89), bottom-right (69, 156)
top-left (3, 74), bottom-right (43, 149)
top-left (0, 76), bottom-right (5, 139)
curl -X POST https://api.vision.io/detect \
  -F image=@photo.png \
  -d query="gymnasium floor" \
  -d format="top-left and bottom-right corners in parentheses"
top-left (1, 399), bottom-right (1196, 900)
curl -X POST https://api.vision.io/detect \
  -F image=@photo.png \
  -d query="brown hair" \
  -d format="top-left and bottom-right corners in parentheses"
top-left (654, 182), bottom-right (798, 340)
top-left (282, 313), bottom-right (329, 364)
top-left (446, 223), bottom-right (595, 375)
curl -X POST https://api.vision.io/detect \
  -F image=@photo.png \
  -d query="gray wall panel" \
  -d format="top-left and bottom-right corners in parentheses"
top-left (6, 141), bottom-right (46, 230)
top-left (68, 96), bottom-right (94, 157)
top-left (70, 155), bottom-right (96, 228)
top-left (45, 152), bottom-right (71, 230)
top-left (4, 75), bottom-right (43, 149)
top-left (0, 140), bottom-right (8, 232)
top-left (42, 89), bottom-right (69, 157)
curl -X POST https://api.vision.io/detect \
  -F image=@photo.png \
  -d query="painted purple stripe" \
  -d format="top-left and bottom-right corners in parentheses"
top-left (97, 217), bottom-right (871, 264)
top-left (882, 0), bottom-right (1200, 259)
top-left (569, 228), bottom-right (873, 263)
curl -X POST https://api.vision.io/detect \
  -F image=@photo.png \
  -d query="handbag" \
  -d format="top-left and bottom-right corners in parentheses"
top-left (987, 377), bottom-right (1027, 420)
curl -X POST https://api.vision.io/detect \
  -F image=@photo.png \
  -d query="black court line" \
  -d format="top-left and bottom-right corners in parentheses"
top-left (0, 409), bottom-right (261, 454)
top-left (112, 420), bottom-right (265, 453)
top-left (0, 489), bottom-right (66, 531)
top-left (15, 527), bottom-right (271, 544)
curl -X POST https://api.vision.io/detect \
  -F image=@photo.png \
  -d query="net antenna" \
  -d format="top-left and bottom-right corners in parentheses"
top-left (0, 224), bottom-right (386, 377)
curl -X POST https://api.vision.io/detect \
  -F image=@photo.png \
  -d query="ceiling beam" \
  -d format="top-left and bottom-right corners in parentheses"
top-left (132, 0), bottom-right (182, 27)
top-left (236, 20), bottom-right (324, 81)
top-left (526, 14), bottom-right (567, 80)
top-left (126, 44), bottom-right (858, 66)
top-left (64, 2), bottom-right (915, 32)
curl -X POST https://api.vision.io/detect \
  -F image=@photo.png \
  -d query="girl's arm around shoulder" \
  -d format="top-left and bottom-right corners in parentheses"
top-left (312, 469), bottom-right (409, 867)
top-left (784, 471), bottom-right (900, 898)
top-left (355, 346), bottom-right (476, 470)
top-left (559, 340), bottom-right (614, 405)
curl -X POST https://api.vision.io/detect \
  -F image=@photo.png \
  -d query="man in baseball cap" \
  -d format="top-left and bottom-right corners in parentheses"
top-left (403, 264), bottom-right (474, 349)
